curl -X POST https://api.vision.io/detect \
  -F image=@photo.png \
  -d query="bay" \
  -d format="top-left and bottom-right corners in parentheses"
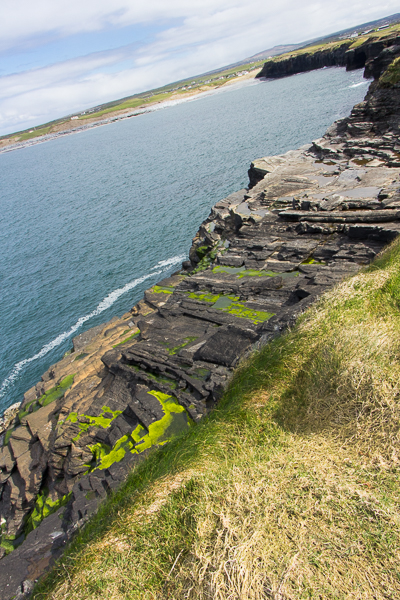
top-left (0, 67), bottom-right (368, 413)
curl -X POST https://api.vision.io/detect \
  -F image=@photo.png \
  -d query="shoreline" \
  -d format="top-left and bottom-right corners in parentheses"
top-left (1, 37), bottom-right (400, 599)
top-left (0, 71), bottom-right (260, 155)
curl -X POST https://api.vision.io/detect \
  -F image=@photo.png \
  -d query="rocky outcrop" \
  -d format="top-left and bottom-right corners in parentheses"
top-left (2, 43), bottom-right (400, 600)
top-left (255, 31), bottom-right (400, 80)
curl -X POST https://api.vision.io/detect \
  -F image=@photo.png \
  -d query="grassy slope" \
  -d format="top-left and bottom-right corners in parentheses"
top-left (266, 22), bottom-right (400, 65)
top-left (33, 238), bottom-right (400, 599)
top-left (5, 22), bottom-right (400, 144)
top-left (68, 62), bottom-right (266, 121)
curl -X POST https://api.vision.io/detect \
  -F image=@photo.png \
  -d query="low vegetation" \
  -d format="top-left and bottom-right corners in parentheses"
top-left (379, 56), bottom-right (400, 87)
top-left (268, 22), bottom-right (400, 64)
top-left (17, 126), bottom-right (52, 141)
top-left (77, 63), bottom-right (264, 121)
top-left (32, 236), bottom-right (400, 599)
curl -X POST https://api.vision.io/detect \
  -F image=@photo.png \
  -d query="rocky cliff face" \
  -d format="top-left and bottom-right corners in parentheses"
top-left (255, 32), bottom-right (400, 80)
top-left (1, 43), bottom-right (400, 600)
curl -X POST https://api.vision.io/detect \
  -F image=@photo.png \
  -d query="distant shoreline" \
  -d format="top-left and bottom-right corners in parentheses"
top-left (0, 70), bottom-right (260, 155)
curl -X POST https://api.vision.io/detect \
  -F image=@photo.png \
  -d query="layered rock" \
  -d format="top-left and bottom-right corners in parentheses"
top-left (2, 43), bottom-right (400, 600)
top-left (255, 30), bottom-right (400, 80)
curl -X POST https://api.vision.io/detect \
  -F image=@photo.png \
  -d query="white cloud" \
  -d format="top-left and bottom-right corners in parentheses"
top-left (1, 0), bottom-right (398, 51)
top-left (1, 0), bottom-right (399, 134)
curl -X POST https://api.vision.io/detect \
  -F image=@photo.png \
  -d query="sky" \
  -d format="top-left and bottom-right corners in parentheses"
top-left (1, 1), bottom-right (399, 136)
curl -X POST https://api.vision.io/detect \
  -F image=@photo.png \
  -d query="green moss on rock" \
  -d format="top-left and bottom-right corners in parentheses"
top-left (17, 375), bottom-right (75, 423)
top-left (113, 331), bottom-right (139, 347)
top-left (74, 353), bottom-right (89, 361)
top-left (160, 336), bottom-right (198, 355)
top-left (152, 285), bottom-right (175, 294)
top-left (188, 291), bottom-right (221, 303)
top-left (196, 245), bottom-right (210, 260)
top-left (25, 490), bottom-right (71, 535)
top-left (213, 266), bottom-right (299, 279)
top-left (219, 301), bottom-right (275, 324)
top-left (89, 391), bottom-right (192, 471)
top-left (66, 405), bottom-right (123, 442)
top-left (127, 364), bottom-right (178, 389)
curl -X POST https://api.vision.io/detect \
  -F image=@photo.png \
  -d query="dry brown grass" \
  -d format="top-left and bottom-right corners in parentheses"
top-left (172, 437), bottom-right (400, 600)
top-left (34, 241), bottom-right (400, 600)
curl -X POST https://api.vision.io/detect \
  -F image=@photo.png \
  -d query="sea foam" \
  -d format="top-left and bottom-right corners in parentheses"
top-left (0, 254), bottom-right (185, 403)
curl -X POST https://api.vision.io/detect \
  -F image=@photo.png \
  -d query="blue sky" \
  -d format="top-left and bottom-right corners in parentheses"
top-left (1, 0), bottom-right (399, 136)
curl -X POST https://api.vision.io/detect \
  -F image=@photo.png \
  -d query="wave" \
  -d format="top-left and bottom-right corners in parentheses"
top-left (349, 81), bottom-right (369, 88)
top-left (0, 254), bottom-right (185, 403)
top-left (151, 254), bottom-right (186, 269)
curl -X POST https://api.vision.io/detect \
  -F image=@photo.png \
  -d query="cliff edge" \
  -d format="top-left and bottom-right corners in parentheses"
top-left (1, 40), bottom-right (400, 599)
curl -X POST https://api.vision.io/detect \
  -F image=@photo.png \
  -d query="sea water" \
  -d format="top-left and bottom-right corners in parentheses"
top-left (0, 67), bottom-right (368, 413)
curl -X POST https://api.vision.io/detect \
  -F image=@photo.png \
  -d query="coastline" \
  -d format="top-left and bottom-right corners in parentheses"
top-left (0, 70), bottom-right (260, 155)
top-left (1, 38), bottom-right (400, 599)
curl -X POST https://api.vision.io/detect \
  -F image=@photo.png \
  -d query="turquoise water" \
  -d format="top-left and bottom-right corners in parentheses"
top-left (0, 67), bottom-right (368, 413)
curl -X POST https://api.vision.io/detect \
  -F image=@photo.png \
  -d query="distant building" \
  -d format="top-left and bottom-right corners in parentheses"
top-left (71, 116), bottom-right (79, 120)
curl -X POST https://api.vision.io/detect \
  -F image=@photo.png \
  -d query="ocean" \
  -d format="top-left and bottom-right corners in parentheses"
top-left (0, 67), bottom-right (368, 414)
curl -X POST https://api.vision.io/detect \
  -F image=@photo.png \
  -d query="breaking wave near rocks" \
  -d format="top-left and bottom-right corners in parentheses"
top-left (0, 254), bottom-right (186, 405)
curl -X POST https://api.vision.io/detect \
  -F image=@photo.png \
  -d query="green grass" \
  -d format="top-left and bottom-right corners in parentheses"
top-left (32, 237), bottom-right (400, 599)
top-left (265, 22), bottom-right (400, 65)
top-left (76, 63), bottom-right (264, 122)
top-left (78, 92), bottom-right (173, 120)
top-left (17, 126), bottom-right (52, 140)
top-left (379, 56), bottom-right (400, 87)
top-left (3, 60), bottom-right (266, 142)
top-left (349, 22), bottom-right (400, 48)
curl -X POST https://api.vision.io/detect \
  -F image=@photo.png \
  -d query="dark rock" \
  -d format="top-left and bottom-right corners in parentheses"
top-left (3, 34), bottom-right (400, 599)
top-left (194, 326), bottom-right (258, 367)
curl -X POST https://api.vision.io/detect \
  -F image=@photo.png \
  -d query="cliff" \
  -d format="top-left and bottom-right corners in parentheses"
top-left (1, 40), bottom-right (400, 600)
top-left (255, 29), bottom-right (400, 81)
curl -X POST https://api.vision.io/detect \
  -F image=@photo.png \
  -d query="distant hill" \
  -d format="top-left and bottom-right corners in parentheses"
top-left (2, 11), bottom-right (400, 144)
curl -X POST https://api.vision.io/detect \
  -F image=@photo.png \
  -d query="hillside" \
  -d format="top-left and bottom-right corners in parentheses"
top-left (32, 218), bottom-right (400, 600)
top-left (2, 18), bottom-right (400, 600)
top-left (2, 14), bottom-right (400, 154)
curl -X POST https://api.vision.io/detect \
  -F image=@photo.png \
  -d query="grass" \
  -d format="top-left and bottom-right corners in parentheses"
top-left (17, 126), bottom-right (52, 141)
top-left (32, 237), bottom-right (400, 599)
top-left (76, 61), bottom-right (264, 122)
top-left (1, 59), bottom-right (264, 143)
top-left (349, 22), bottom-right (400, 48)
top-left (78, 92), bottom-right (173, 120)
top-left (266, 22), bottom-right (400, 65)
top-left (379, 56), bottom-right (400, 87)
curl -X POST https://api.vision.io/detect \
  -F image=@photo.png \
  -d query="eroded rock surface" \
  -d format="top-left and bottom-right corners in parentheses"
top-left (255, 30), bottom-right (400, 81)
top-left (2, 42), bottom-right (400, 600)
